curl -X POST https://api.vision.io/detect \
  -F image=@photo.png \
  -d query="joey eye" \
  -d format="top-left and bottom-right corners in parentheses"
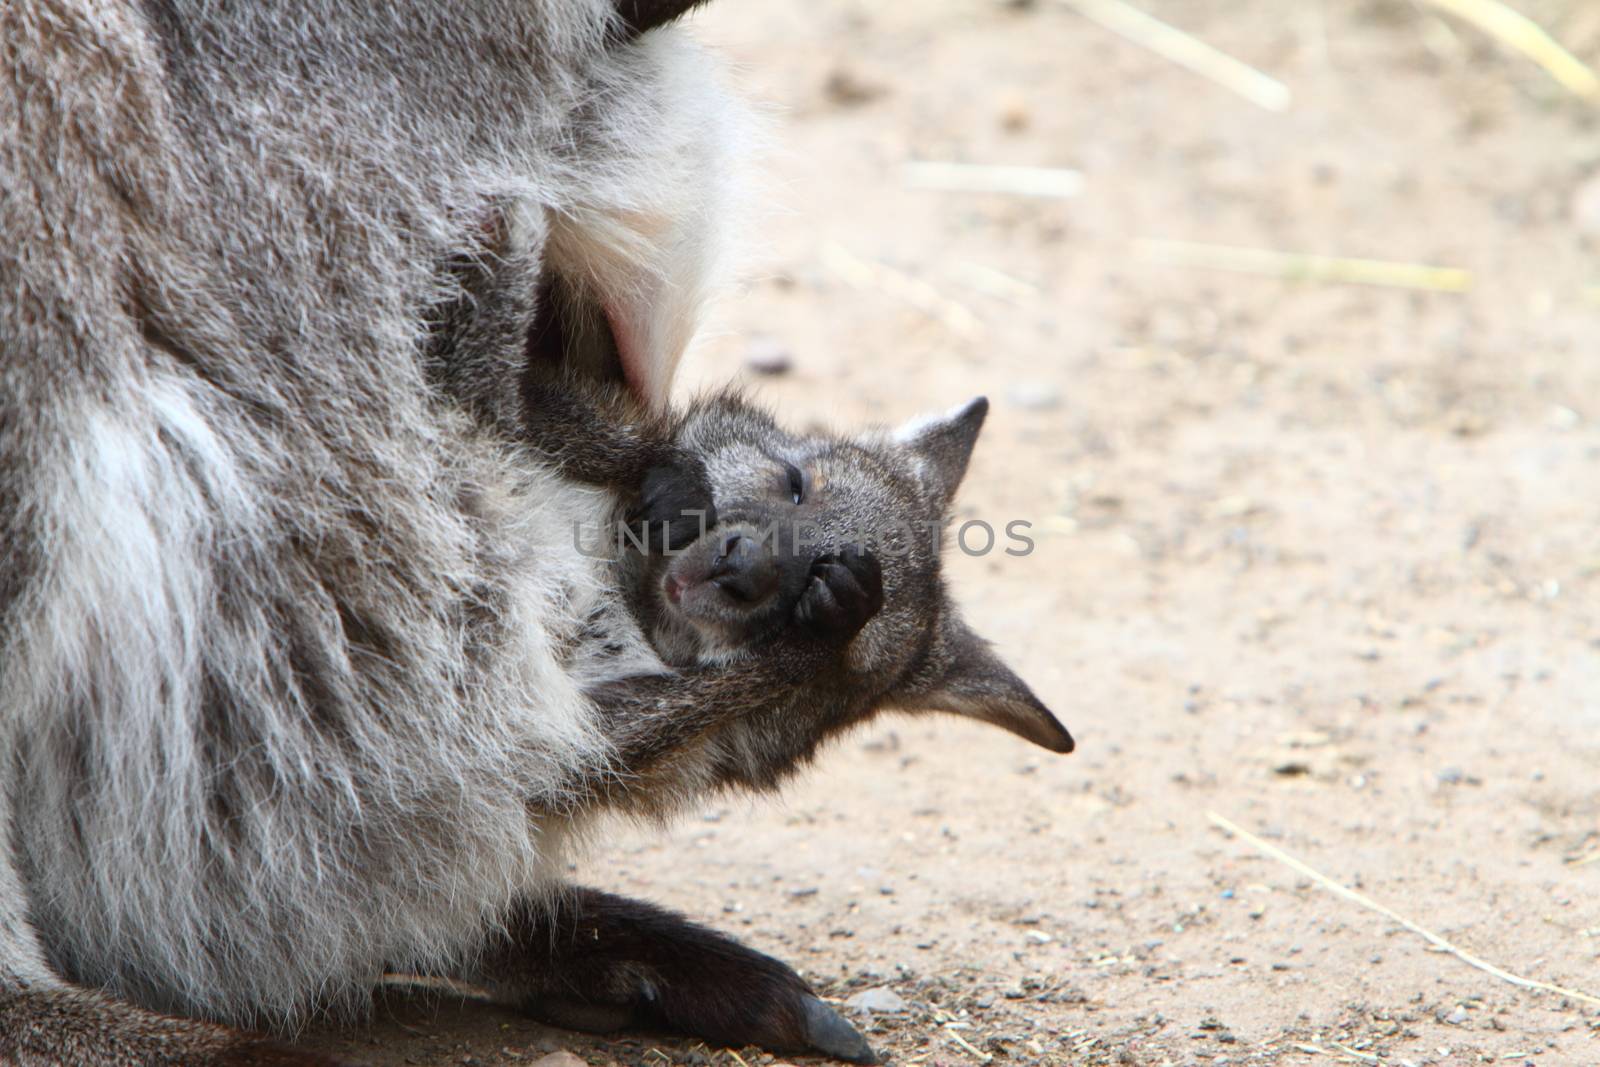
top-left (784, 462), bottom-right (806, 506)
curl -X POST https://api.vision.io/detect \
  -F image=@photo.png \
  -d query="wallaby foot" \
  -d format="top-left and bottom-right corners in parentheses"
top-left (0, 985), bottom-right (352, 1067)
top-left (471, 888), bottom-right (877, 1064)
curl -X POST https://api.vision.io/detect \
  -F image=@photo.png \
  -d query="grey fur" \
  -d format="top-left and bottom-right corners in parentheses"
top-left (2, 0), bottom-right (745, 1060)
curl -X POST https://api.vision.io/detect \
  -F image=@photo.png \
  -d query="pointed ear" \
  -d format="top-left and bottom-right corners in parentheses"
top-left (614, 0), bottom-right (712, 39)
top-left (892, 396), bottom-right (989, 509)
top-left (895, 611), bottom-right (1074, 754)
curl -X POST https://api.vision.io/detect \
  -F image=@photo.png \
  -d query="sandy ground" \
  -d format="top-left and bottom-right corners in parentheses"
top-left (301, 1), bottom-right (1600, 1064)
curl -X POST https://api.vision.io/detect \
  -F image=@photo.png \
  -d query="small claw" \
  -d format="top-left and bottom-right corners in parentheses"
top-left (801, 996), bottom-right (879, 1065)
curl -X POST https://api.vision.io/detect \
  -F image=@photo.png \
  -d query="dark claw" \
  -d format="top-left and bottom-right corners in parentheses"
top-left (801, 996), bottom-right (879, 1064)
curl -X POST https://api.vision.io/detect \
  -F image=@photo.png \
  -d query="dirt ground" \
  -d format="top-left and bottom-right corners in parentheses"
top-left (300, 2), bottom-right (1600, 1064)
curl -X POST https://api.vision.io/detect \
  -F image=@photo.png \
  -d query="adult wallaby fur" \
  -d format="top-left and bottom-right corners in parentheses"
top-left (0, 1), bottom-right (1071, 1064)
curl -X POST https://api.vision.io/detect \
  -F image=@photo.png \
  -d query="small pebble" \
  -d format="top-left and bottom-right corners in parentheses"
top-left (1436, 766), bottom-right (1465, 785)
top-left (997, 92), bottom-right (1032, 132)
top-left (1005, 381), bottom-right (1062, 412)
top-left (822, 67), bottom-right (886, 107)
top-left (1445, 1006), bottom-right (1470, 1025)
top-left (1548, 405), bottom-right (1582, 430)
top-left (844, 986), bottom-right (910, 1014)
top-left (1572, 171), bottom-right (1600, 235)
top-left (531, 1054), bottom-right (586, 1067)
top-left (744, 338), bottom-right (794, 376)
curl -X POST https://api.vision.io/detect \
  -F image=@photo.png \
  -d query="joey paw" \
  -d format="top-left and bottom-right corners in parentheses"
top-left (794, 544), bottom-right (884, 643)
top-left (630, 458), bottom-right (717, 552)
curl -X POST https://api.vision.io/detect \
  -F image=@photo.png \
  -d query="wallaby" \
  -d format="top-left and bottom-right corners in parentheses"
top-left (520, 370), bottom-right (1075, 801)
top-left (0, 0), bottom-right (1071, 1064)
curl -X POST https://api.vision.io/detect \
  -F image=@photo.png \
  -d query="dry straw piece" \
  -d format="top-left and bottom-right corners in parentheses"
top-left (903, 161), bottom-right (1084, 199)
top-left (944, 1028), bottom-right (995, 1064)
top-left (1208, 811), bottom-right (1600, 1008)
top-left (820, 242), bottom-right (982, 339)
top-left (1418, 0), bottom-right (1600, 99)
top-left (1135, 239), bottom-right (1473, 293)
top-left (1054, 0), bottom-right (1291, 112)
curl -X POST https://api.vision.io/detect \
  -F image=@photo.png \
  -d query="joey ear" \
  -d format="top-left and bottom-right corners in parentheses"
top-left (614, 0), bottom-right (712, 38)
top-left (892, 397), bottom-right (988, 509)
top-left (895, 612), bottom-right (1074, 754)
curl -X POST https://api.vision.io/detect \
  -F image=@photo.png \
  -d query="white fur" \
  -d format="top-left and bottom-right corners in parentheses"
top-left (543, 32), bottom-right (756, 407)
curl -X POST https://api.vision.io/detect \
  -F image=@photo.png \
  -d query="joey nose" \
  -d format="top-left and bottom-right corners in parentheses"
top-left (707, 532), bottom-right (755, 577)
top-left (707, 533), bottom-right (779, 604)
